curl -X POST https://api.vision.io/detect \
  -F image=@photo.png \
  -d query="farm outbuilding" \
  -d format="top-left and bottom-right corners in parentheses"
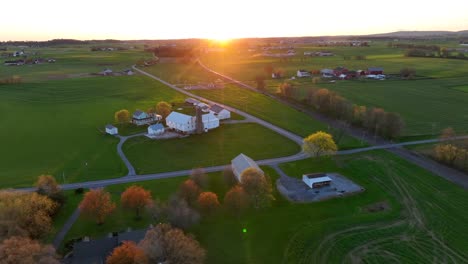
top-left (209, 104), bottom-right (231, 120)
top-left (132, 110), bottom-right (160, 126)
top-left (105, 124), bottom-right (118, 135)
top-left (367, 67), bottom-right (384, 75)
top-left (297, 70), bottom-right (311, 78)
top-left (202, 112), bottom-right (220, 131)
top-left (231, 153), bottom-right (264, 182)
top-left (148, 124), bottom-right (165, 135)
top-left (166, 111), bottom-right (196, 133)
top-left (302, 173), bottom-right (332, 188)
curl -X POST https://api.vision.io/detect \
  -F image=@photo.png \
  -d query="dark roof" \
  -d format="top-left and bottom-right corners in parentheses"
top-left (304, 173), bottom-right (327, 179)
top-left (70, 229), bottom-right (149, 264)
top-left (105, 124), bottom-right (116, 129)
top-left (210, 104), bottom-right (225, 114)
top-left (368, 67), bottom-right (384, 71)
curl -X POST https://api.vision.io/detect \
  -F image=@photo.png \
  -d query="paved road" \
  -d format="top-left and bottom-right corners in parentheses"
top-left (197, 60), bottom-right (468, 189)
top-left (116, 132), bottom-right (145, 176)
top-left (52, 208), bottom-right (80, 249)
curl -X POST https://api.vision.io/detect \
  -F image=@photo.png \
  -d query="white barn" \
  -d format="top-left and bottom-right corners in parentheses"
top-left (209, 104), bottom-right (231, 120)
top-left (202, 113), bottom-right (220, 131)
top-left (105, 124), bottom-right (118, 135)
top-left (231, 153), bottom-right (263, 182)
top-left (148, 124), bottom-right (165, 135)
top-left (166, 112), bottom-right (196, 133)
top-left (302, 173), bottom-right (332, 188)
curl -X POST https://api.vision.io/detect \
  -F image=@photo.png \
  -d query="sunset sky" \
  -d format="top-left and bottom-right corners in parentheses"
top-left (2, 0), bottom-right (468, 41)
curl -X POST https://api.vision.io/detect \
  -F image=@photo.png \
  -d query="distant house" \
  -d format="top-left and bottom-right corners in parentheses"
top-left (304, 51), bottom-right (314, 56)
top-left (316, 51), bottom-right (333, 56)
top-left (302, 173), bottom-right (332, 188)
top-left (166, 111), bottom-right (196, 133)
top-left (148, 123), bottom-right (165, 135)
top-left (132, 110), bottom-right (159, 126)
top-left (105, 124), bottom-right (118, 135)
top-left (333, 67), bottom-right (348, 77)
top-left (297, 70), bottom-right (311, 78)
top-left (320, 69), bottom-right (334, 78)
top-left (367, 67), bottom-right (384, 75)
top-left (4, 60), bottom-right (24, 66)
top-left (231, 153), bottom-right (264, 182)
top-left (185, 98), bottom-right (200, 105)
top-left (202, 112), bottom-right (220, 131)
top-left (69, 228), bottom-right (148, 264)
top-left (101, 69), bottom-right (113, 76)
top-left (123, 69), bottom-right (134, 76)
top-left (209, 104), bottom-right (231, 120)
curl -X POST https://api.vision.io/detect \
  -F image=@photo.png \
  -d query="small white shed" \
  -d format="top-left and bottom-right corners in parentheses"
top-left (148, 124), bottom-right (165, 135)
top-left (303, 173), bottom-right (332, 188)
top-left (105, 124), bottom-right (118, 135)
top-left (209, 104), bottom-right (231, 120)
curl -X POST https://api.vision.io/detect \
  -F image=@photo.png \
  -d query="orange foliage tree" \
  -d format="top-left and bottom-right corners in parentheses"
top-left (0, 236), bottom-right (60, 264)
top-left (197, 192), bottom-right (220, 214)
top-left (121, 186), bottom-right (152, 219)
top-left (106, 241), bottom-right (147, 264)
top-left (224, 185), bottom-right (250, 215)
top-left (0, 191), bottom-right (57, 240)
top-left (79, 188), bottom-right (116, 225)
top-left (178, 179), bottom-right (201, 206)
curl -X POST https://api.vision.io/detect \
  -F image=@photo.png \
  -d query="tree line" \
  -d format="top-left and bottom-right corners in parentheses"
top-left (278, 85), bottom-right (405, 139)
top-left (432, 128), bottom-right (468, 173)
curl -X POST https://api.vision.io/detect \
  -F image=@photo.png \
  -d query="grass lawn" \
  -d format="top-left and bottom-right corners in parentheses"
top-left (60, 150), bottom-right (468, 263)
top-left (0, 75), bottom-right (187, 188)
top-left (123, 123), bottom-right (301, 174)
top-left (452, 85), bottom-right (468, 93)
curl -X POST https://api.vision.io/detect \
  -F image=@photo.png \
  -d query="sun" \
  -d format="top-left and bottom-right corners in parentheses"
top-left (210, 36), bottom-right (232, 46)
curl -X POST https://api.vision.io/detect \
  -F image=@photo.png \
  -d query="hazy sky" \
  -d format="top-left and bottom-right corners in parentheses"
top-left (2, 0), bottom-right (468, 41)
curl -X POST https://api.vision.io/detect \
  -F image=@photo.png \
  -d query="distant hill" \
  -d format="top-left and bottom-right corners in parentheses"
top-left (367, 30), bottom-right (468, 38)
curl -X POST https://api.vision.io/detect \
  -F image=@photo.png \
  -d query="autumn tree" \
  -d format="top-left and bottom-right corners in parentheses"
top-left (224, 185), bottom-right (250, 215)
top-left (139, 223), bottom-right (205, 264)
top-left (0, 191), bottom-right (57, 240)
top-left (278, 82), bottom-right (293, 97)
top-left (35, 175), bottom-right (65, 207)
top-left (382, 112), bottom-right (405, 139)
top-left (240, 168), bottom-right (274, 209)
top-left (178, 179), bottom-right (202, 206)
top-left (440, 127), bottom-right (456, 140)
top-left (167, 196), bottom-right (200, 230)
top-left (106, 241), bottom-right (147, 264)
top-left (79, 188), bottom-right (116, 225)
top-left (190, 167), bottom-right (208, 188)
top-left (146, 198), bottom-right (166, 222)
top-left (0, 236), bottom-right (60, 264)
top-left (433, 144), bottom-right (459, 165)
top-left (197, 192), bottom-right (220, 214)
top-left (121, 186), bottom-right (152, 219)
top-left (255, 75), bottom-right (266, 90)
top-left (156, 101), bottom-right (172, 119)
top-left (303, 131), bottom-right (338, 157)
top-left (115, 109), bottom-right (131, 124)
top-left (223, 166), bottom-right (237, 188)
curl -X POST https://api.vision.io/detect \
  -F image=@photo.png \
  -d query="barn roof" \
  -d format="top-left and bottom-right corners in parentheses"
top-left (210, 104), bottom-right (226, 114)
top-left (105, 124), bottom-right (116, 129)
top-left (231, 153), bottom-right (263, 181)
top-left (368, 67), bottom-right (384, 71)
top-left (166, 111), bottom-right (193, 124)
top-left (148, 124), bottom-right (164, 130)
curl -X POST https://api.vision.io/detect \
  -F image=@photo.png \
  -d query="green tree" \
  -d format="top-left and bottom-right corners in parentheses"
top-left (240, 168), bottom-right (274, 209)
top-left (156, 101), bottom-right (172, 119)
top-left (115, 109), bottom-right (131, 124)
top-left (302, 131), bottom-right (338, 157)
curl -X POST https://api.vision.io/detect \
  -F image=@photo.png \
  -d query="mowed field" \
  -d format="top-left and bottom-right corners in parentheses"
top-left (60, 150), bottom-right (468, 263)
top-left (123, 123), bottom-right (300, 174)
top-left (143, 63), bottom-right (364, 149)
top-left (0, 75), bottom-right (187, 187)
top-left (200, 42), bottom-right (468, 136)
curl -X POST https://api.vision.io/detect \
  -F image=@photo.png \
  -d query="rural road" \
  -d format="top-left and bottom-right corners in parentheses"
top-left (53, 207), bottom-right (80, 249)
top-left (116, 132), bottom-right (145, 176)
top-left (196, 60), bottom-right (468, 189)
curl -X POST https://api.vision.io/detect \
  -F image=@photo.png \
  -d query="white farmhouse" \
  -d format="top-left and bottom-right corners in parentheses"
top-left (231, 153), bottom-right (263, 182)
top-left (302, 173), bottom-right (332, 188)
top-left (209, 104), bottom-right (231, 120)
top-left (148, 123), bottom-right (165, 135)
top-left (202, 112), bottom-right (220, 131)
top-left (166, 112), bottom-right (196, 133)
top-left (105, 124), bottom-right (118, 135)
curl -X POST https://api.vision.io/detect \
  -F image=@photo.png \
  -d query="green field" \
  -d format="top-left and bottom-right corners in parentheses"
top-left (200, 42), bottom-right (468, 136)
top-left (452, 85), bottom-right (468, 93)
top-left (1, 46), bottom-right (148, 82)
top-left (123, 123), bottom-right (300, 174)
top-left (60, 150), bottom-right (468, 263)
top-left (0, 75), bottom-right (186, 187)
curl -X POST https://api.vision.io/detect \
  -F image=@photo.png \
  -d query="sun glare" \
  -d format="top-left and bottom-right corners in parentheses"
top-left (211, 37), bottom-right (232, 46)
